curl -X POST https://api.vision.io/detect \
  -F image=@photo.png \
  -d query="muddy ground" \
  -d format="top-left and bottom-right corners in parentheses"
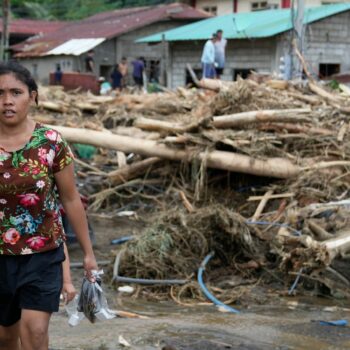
top-left (49, 217), bottom-right (350, 350)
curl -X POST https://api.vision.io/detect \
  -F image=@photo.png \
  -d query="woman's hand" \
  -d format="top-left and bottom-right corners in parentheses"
top-left (84, 254), bottom-right (98, 282)
top-left (62, 281), bottom-right (77, 304)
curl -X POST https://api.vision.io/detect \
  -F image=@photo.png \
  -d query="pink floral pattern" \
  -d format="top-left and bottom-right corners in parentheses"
top-left (3, 228), bottom-right (20, 245)
top-left (17, 193), bottom-right (40, 207)
top-left (26, 236), bottom-right (49, 250)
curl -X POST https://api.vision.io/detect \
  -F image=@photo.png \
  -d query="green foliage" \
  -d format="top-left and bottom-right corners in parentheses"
top-left (328, 79), bottom-right (340, 91)
top-left (10, 0), bottom-right (176, 20)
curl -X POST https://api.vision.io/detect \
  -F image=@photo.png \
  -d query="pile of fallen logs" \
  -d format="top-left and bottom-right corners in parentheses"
top-left (35, 76), bottom-right (350, 302)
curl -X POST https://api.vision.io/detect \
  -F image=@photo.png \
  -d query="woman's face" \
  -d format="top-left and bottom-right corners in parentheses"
top-left (0, 73), bottom-right (37, 127)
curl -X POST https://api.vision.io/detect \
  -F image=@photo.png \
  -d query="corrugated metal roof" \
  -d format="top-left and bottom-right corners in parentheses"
top-left (12, 3), bottom-right (211, 58)
top-left (47, 38), bottom-right (105, 56)
top-left (0, 18), bottom-right (66, 36)
top-left (137, 3), bottom-right (350, 43)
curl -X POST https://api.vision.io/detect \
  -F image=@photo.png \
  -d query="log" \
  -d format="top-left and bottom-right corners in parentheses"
top-left (108, 157), bottom-right (162, 185)
top-left (287, 92), bottom-right (320, 105)
top-left (198, 78), bottom-right (233, 92)
top-left (117, 151), bottom-right (127, 168)
top-left (308, 82), bottom-right (343, 104)
top-left (259, 123), bottom-right (334, 136)
top-left (39, 101), bottom-right (66, 113)
top-left (266, 80), bottom-right (289, 90)
top-left (112, 126), bottom-right (160, 140)
top-left (251, 190), bottom-right (273, 221)
top-left (288, 230), bottom-right (350, 268)
top-left (179, 191), bottom-right (195, 213)
top-left (308, 220), bottom-right (333, 241)
top-left (293, 39), bottom-right (314, 82)
top-left (47, 125), bottom-right (300, 178)
top-left (134, 117), bottom-right (199, 133)
top-left (212, 109), bottom-right (311, 128)
top-left (135, 109), bottom-right (311, 133)
top-left (248, 193), bottom-right (294, 201)
top-left (74, 102), bottom-right (99, 112)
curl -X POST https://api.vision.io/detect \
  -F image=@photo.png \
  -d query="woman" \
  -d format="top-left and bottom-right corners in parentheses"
top-left (0, 61), bottom-right (97, 349)
top-left (110, 64), bottom-right (122, 91)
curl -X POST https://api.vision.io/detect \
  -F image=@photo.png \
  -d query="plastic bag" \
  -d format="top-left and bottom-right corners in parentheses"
top-left (65, 296), bottom-right (85, 327)
top-left (65, 270), bottom-right (115, 326)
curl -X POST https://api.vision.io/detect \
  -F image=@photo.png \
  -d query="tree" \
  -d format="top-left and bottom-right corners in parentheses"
top-left (10, 0), bottom-right (178, 20)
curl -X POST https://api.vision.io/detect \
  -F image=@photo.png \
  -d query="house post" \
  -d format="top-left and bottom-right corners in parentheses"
top-left (160, 33), bottom-right (169, 86)
top-left (1, 0), bottom-right (10, 61)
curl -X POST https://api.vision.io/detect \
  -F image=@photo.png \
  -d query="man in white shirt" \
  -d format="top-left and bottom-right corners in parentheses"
top-left (201, 33), bottom-right (217, 79)
top-left (214, 29), bottom-right (227, 79)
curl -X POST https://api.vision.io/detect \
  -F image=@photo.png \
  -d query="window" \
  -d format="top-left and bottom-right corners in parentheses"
top-left (233, 69), bottom-right (255, 81)
top-left (186, 68), bottom-right (202, 85)
top-left (319, 63), bottom-right (341, 78)
top-left (251, 1), bottom-right (268, 11)
top-left (202, 6), bottom-right (217, 15)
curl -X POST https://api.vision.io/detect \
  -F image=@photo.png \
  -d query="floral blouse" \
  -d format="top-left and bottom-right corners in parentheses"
top-left (0, 123), bottom-right (73, 255)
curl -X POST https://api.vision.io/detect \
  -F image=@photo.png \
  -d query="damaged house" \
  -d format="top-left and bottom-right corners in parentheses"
top-left (11, 2), bottom-right (210, 84)
top-left (138, 3), bottom-right (350, 88)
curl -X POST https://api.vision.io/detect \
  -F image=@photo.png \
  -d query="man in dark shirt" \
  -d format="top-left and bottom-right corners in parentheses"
top-left (132, 57), bottom-right (145, 88)
top-left (85, 50), bottom-right (95, 73)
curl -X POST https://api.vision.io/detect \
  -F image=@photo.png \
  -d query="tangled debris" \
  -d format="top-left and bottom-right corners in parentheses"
top-left (37, 76), bottom-right (350, 304)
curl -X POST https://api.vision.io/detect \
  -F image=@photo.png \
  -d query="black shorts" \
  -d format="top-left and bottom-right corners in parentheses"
top-left (216, 67), bottom-right (224, 75)
top-left (0, 245), bottom-right (65, 327)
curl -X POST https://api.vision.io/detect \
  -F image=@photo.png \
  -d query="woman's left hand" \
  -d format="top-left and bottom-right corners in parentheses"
top-left (84, 254), bottom-right (98, 282)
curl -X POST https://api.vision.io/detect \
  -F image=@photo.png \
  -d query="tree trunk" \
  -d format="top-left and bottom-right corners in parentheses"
top-left (49, 125), bottom-right (300, 178)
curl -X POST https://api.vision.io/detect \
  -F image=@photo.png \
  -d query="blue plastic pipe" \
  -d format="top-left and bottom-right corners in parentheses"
top-left (197, 252), bottom-right (240, 314)
top-left (110, 236), bottom-right (134, 245)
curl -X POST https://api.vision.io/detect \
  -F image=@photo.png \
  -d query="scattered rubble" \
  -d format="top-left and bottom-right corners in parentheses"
top-left (36, 76), bottom-right (350, 305)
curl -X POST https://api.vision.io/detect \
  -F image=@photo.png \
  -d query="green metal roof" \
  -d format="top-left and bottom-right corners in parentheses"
top-left (137, 3), bottom-right (350, 43)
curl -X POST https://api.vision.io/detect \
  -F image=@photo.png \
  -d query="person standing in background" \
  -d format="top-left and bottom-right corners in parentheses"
top-left (54, 64), bottom-right (63, 85)
top-left (85, 50), bottom-right (95, 74)
top-left (132, 57), bottom-right (145, 89)
top-left (214, 29), bottom-right (227, 79)
top-left (110, 64), bottom-right (123, 91)
top-left (201, 33), bottom-right (217, 79)
top-left (118, 57), bottom-right (128, 88)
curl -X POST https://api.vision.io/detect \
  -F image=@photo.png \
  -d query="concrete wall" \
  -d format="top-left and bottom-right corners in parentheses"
top-left (195, 0), bottom-right (347, 14)
top-left (18, 56), bottom-right (76, 84)
top-left (276, 11), bottom-right (350, 76)
top-left (17, 40), bottom-right (116, 84)
top-left (168, 38), bottom-right (276, 88)
top-left (81, 39), bottom-right (117, 77)
top-left (117, 20), bottom-right (189, 61)
top-left (195, 0), bottom-right (234, 15)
